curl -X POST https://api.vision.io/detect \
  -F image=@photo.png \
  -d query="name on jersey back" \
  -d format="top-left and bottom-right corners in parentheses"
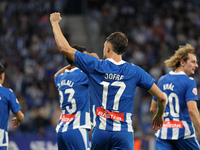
top-left (104, 73), bottom-right (124, 80)
top-left (163, 83), bottom-right (174, 91)
top-left (58, 80), bottom-right (74, 88)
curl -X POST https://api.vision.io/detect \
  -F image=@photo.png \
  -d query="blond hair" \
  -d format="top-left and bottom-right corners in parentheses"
top-left (164, 44), bottom-right (195, 68)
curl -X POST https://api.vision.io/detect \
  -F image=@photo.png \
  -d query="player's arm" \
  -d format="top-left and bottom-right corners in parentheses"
top-left (150, 99), bottom-right (158, 117)
top-left (50, 12), bottom-right (76, 61)
top-left (148, 83), bottom-right (166, 131)
top-left (12, 110), bottom-right (24, 128)
top-left (187, 101), bottom-right (200, 135)
top-left (54, 65), bottom-right (71, 79)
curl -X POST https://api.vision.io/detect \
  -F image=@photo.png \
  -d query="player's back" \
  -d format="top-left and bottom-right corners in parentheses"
top-left (54, 68), bottom-right (90, 132)
top-left (75, 52), bottom-right (155, 131)
top-left (155, 71), bottom-right (197, 139)
top-left (87, 58), bottom-right (155, 132)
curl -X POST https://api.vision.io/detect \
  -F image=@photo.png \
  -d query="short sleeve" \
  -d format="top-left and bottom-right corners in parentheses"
top-left (74, 51), bottom-right (99, 75)
top-left (185, 78), bottom-right (198, 102)
top-left (136, 66), bottom-right (155, 90)
top-left (9, 90), bottom-right (22, 114)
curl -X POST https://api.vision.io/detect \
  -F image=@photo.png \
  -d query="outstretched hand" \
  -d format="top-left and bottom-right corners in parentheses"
top-left (50, 12), bottom-right (62, 24)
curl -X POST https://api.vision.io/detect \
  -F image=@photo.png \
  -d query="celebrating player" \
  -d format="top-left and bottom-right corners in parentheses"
top-left (150, 44), bottom-right (200, 150)
top-left (0, 64), bottom-right (24, 150)
top-left (50, 12), bottom-right (166, 150)
top-left (54, 44), bottom-right (91, 150)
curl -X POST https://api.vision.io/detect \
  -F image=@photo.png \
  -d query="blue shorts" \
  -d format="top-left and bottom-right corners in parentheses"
top-left (91, 127), bottom-right (133, 150)
top-left (56, 128), bottom-right (90, 150)
top-left (156, 137), bottom-right (200, 150)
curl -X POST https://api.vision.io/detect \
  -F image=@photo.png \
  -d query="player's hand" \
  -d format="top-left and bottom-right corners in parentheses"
top-left (152, 114), bottom-right (163, 131)
top-left (87, 52), bottom-right (99, 58)
top-left (50, 12), bottom-right (62, 24)
top-left (12, 117), bottom-right (20, 128)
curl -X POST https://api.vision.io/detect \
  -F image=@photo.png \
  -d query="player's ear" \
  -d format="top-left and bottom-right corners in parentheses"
top-left (180, 59), bottom-right (185, 67)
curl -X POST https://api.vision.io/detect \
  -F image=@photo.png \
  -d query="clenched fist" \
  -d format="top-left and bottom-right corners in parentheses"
top-left (50, 12), bottom-right (62, 24)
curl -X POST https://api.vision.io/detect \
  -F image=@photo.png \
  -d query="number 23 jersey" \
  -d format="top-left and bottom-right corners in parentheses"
top-left (54, 68), bottom-right (91, 133)
top-left (153, 71), bottom-right (198, 140)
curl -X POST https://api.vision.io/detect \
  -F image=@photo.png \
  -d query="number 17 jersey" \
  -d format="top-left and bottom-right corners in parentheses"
top-left (153, 71), bottom-right (198, 140)
top-left (74, 51), bottom-right (155, 132)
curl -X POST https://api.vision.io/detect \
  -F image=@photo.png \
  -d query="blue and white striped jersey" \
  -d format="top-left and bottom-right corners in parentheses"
top-left (54, 68), bottom-right (91, 133)
top-left (74, 51), bottom-right (155, 132)
top-left (153, 71), bottom-right (198, 140)
top-left (0, 85), bottom-right (22, 147)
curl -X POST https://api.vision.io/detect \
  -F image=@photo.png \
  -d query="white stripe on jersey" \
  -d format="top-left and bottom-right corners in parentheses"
top-left (172, 118), bottom-right (179, 139)
top-left (73, 111), bottom-right (81, 129)
top-left (79, 128), bottom-right (88, 150)
top-left (99, 117), bottom-right (106, 130)
top-left (92, 105), bottom-right (96, 126)
top-left (62, 122), bottom-right (69, 132)
top-left (113, 120), bottom-right (121, 131)
top-left (126, 113), bottom-right (133, 132)
top-left (161, 118), bottom-right (170, 139)
top-left (0, 129), bottom-right (8, 147)
top-left (182, 121), bottom-right (191, 137)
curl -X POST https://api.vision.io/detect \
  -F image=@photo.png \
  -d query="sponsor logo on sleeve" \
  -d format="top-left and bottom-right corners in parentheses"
top-left (193, 88), bottom-right (197, 95)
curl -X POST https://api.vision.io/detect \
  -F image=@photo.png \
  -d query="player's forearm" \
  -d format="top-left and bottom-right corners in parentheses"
top-left (54, 65), bottom-right (71, 79)
top-left (189, 109), bottom-right (200, 135)
top-left (156, 99), bottom-right (166, 116)
top-left (51, 22), bottom-right (76, 60)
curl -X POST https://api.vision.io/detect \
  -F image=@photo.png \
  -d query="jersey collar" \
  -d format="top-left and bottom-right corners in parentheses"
top-left (169, 71), bottom-right (186, 75)
top-left (106, 58), bottom-right (126, 65)
top-left (65, 67), bottom-right (79, 73)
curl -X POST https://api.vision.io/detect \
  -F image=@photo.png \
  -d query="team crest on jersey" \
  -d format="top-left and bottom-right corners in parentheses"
top-left (193, 88), bottom-right (197, 95)
top-left (16, 98), bottom-right (19, 103)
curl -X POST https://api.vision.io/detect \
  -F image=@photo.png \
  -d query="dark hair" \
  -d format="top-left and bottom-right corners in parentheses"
top-left (66, 44), bottom-right (87, 65)
top-left (106, 32), bottom-right (128, 55)
top-left (0, 64), bottom-right (5, 74)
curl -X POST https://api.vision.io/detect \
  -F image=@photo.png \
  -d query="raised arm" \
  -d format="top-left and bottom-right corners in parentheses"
top-left (148, 83), bottom-right (166, 131)
top-left (50, 12), bottom-right (76, 61)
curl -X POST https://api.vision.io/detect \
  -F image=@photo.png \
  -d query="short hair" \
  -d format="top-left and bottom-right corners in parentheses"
top-left (164, 44), bottom-right (195, 68)
top-left (105, 32), bottom-right (128, 55)
top-left (0, 64), bottom-right (5, 74)
top-left (66, 44), bottom-right (87, 65)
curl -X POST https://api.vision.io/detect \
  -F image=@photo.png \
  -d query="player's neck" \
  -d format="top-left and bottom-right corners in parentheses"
top-left (70, 65), bottom-right (76, 69)
top-left (107, 53), bottom-right (122, 62)
top-left (174, 67), bottom-right (184, 74)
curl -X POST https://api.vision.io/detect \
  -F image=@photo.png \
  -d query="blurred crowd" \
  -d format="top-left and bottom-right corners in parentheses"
top-left (1, 0), bottom-right (200, 145)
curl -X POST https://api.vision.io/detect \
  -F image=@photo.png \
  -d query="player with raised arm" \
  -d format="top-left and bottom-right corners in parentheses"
top-left (50, 12), bottom-right (166, 150)
top-left (0, 64), bottom-right (24, 150)
top-left (150, 44), bottom-right (200, 150)
top-left (54, 44), bottom-right (91, 150)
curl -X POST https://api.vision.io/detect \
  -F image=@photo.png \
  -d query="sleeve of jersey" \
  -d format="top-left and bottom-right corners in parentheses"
top-left (74, 51), bottom-right (98, 75)
top-left (185, 78), bottom-right (198, 102)
top-left (9, 91), bottom-right (22, 114)
top-left (137, 66), bottom-right (155, 90)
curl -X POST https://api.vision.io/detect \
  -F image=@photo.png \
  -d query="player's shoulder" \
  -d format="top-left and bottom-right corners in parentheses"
top-left (0, 86), bottom-right (14, 95)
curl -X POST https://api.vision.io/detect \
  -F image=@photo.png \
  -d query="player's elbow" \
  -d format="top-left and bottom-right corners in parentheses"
top-left (158, 94), bottom-right (166, 104)
top-left (16, 111), bottom-right (24, 122)
top-left (18, 113), bottom-right (24, 121)
top-left (188, 108), bottom-right (196, 117)
top-left (150, 107), bottom-right (157, 116)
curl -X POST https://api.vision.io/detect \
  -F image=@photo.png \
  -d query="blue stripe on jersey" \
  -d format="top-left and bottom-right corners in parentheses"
top-left (75, 51), bottom-right (155, 132)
